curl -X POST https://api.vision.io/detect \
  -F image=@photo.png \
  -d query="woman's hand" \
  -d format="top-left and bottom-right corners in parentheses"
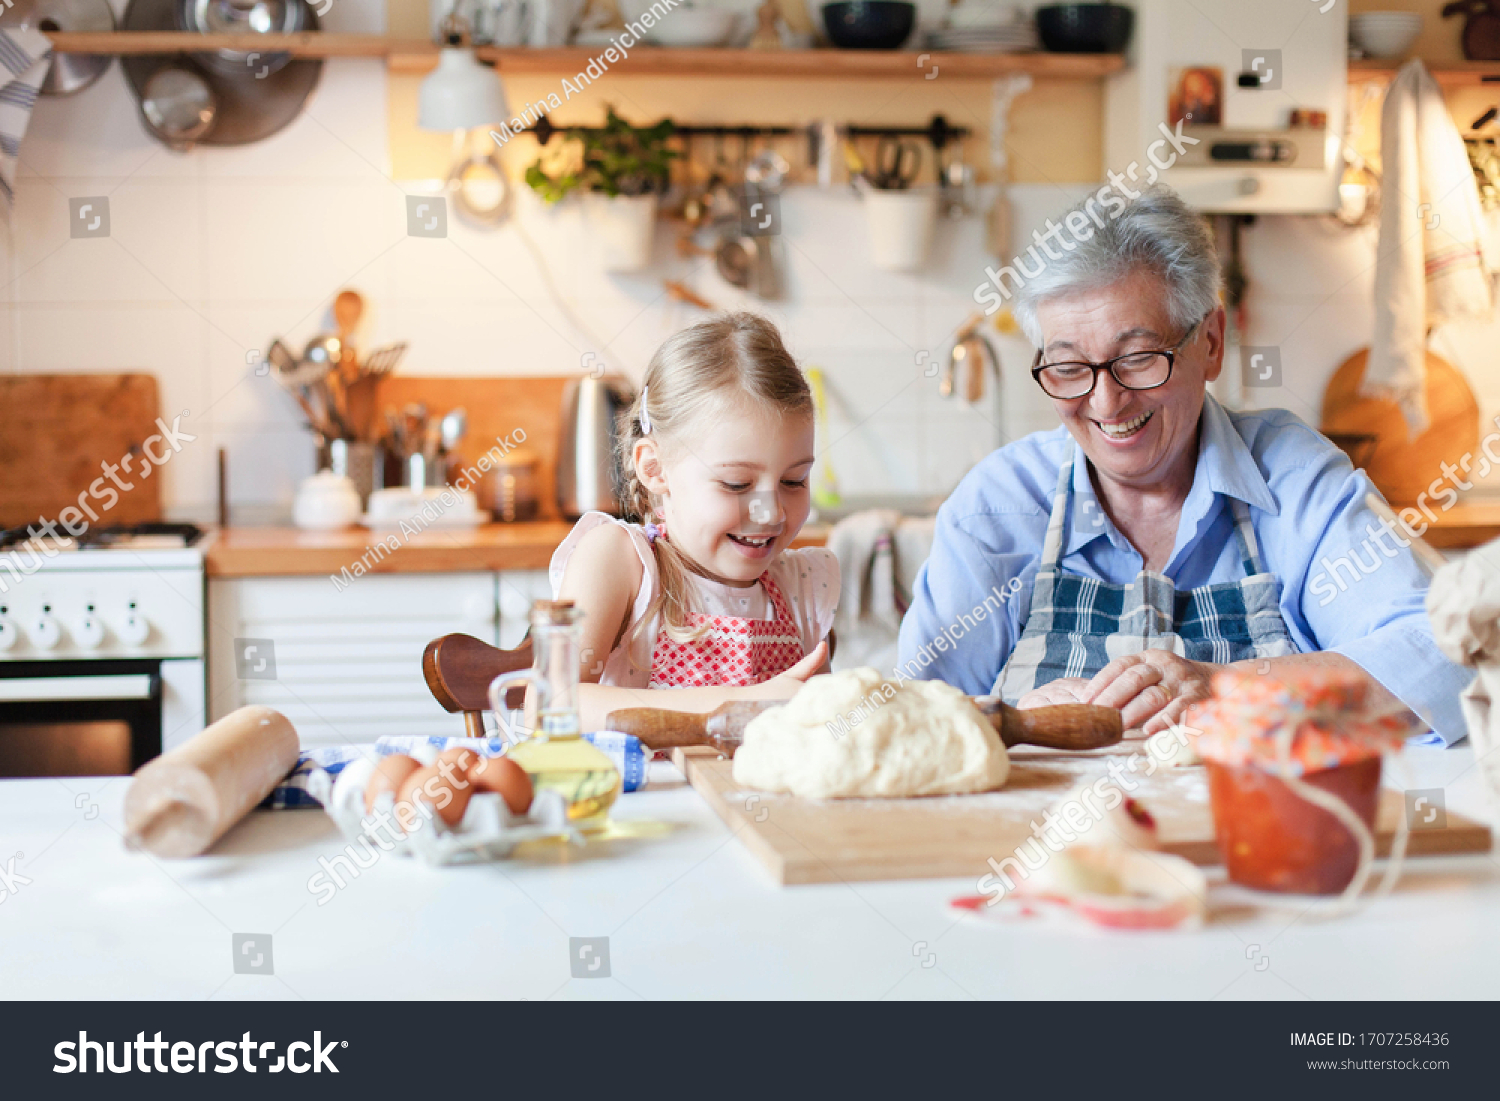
top-left (745, 641), bottom-right (829, 701)
top-left (1081, 651), bottom-right (1214, 734)
top-left (1015, 677), bottom-right (1092, 709)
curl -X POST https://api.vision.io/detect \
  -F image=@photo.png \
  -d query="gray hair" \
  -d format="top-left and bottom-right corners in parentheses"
top-left (1012, 184), bottom-right (1221, 348)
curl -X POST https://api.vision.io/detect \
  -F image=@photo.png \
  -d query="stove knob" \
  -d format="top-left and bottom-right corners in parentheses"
top-left (119, 608), bottom-right (151, 647)
top-left (0, 615), bottom-right (17, 651)
top-left (30, 609), bottom-right (62, 650)
top-left (75, 611), bottom-right (106, 650)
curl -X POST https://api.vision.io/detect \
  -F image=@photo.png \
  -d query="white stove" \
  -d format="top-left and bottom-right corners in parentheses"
top-left (0, 523), bottom-right (209, 775)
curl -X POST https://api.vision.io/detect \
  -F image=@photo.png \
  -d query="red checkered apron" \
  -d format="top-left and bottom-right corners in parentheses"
top-left (649, 574), bottom-right (807, 688)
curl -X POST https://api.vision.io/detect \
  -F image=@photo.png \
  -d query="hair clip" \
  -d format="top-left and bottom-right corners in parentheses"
top-left (638, 384), bottom-right (652, 435)
top-left (643, 521), bottom-right (664, 544)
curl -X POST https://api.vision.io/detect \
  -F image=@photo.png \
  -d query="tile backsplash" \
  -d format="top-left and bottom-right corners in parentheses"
top-left (3, 1), bottom-right (1497, 525)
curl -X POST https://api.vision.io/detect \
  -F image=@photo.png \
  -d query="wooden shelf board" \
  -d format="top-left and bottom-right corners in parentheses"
top-left (42, 32), bottom-right (1125, 79)
top-left (1349, 58), bottom-right (1500, 84)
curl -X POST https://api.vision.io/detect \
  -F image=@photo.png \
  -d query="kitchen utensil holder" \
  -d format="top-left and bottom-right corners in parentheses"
top-left (322, 438), bottom-right (384, 506)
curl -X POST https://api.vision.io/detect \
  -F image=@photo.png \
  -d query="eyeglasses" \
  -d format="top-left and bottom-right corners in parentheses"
top-left (1030, 314), bottom-right (1207, 400)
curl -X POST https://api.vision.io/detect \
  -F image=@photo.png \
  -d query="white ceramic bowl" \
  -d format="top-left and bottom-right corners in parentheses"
top-left (1350, 12), bottom-right (1422, 58)
top-left (645, 8), bottom-right (738, 45)
top-left (292, 472), bottom-right (361, 531)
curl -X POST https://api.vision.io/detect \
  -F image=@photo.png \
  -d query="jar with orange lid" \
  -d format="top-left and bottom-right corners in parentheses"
top-left (1185, 668), bottom-right (1420, 895)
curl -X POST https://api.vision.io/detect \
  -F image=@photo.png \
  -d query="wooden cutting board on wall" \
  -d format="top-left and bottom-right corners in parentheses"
top-left (372, 376), bottom-right (572, 520)
top-left (676, 748), bottom-right (1492, 885)
top-left (0, 374), bottom-right (163, 530)
top-left (1320, 349), bottom-right (1480, 505)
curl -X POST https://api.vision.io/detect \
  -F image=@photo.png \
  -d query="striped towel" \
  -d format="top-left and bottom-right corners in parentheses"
top-left (0, 27), bottom-right (52, 208)
top-left (262, 732), bottom-right (651, 808)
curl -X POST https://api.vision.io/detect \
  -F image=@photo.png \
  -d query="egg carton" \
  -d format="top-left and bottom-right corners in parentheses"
top-left (306, 747), bottom-right (583, 866)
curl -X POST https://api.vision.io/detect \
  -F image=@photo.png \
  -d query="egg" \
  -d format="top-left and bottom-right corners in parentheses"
top-left (396, 762), bottom-right (474, 828)
top-left (365, 754), bottom-right (421, 813)
top-left (435, 745), bottom-right (479, 776)
top-left (470, 755), bottom-right (534, 815)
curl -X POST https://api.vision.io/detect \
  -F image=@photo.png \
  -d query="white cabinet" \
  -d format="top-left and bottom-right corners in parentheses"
top-left (209, 573), bottom-right (498, 747)
top-left (497, 570), bottom-right (551, 649)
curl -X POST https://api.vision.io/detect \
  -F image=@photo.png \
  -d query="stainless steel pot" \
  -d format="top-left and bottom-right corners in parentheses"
top-left (557, 374), bottom-right (635, 519)
top-left (176, 0), bottom-right (307, 77)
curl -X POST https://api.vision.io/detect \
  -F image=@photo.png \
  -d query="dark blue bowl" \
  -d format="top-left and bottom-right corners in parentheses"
top-left (1035, 3), bottom-right (1134, 53)
top-left (822, 1), bottom-right (916, 49)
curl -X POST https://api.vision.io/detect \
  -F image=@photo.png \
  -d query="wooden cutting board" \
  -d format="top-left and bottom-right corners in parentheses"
top-left (0, 374), bottom-right (163, 529)
top-left (676, 748), bottom-right (1492, 886)
top-left (1319, 349), bottom-right (1480, 506)
top-left (370, 376), bottom-right (571, 519)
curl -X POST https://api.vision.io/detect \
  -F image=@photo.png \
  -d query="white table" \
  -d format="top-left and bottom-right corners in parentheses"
top-left (3, 745), bottom-right (1497, 1000)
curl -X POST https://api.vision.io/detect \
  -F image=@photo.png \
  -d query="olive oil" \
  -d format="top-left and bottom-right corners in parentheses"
top-left (488, 601), bottom-right (621, 827)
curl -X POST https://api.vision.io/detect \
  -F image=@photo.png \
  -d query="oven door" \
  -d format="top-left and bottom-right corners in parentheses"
top-left (0, 659), bottom-right (165, 777)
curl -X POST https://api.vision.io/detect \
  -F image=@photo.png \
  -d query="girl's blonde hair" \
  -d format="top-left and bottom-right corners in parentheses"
top-left (616, 312), bottom-right (812, 649)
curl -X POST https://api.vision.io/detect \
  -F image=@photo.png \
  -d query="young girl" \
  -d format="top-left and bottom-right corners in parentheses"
top-left (551, 312), bottom-right (838, 731)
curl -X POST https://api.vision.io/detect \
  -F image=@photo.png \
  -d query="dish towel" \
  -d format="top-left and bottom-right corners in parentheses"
top-left (0, 27), bottom-right (52, 207)
top-left (827, 509), bottom-right (936, 676)
top-left (1367, 59), bottom-right (1495, 437)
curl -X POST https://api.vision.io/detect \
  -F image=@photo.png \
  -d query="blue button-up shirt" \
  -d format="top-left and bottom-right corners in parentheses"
top-left (898, 395), bottom-right (1472, 744)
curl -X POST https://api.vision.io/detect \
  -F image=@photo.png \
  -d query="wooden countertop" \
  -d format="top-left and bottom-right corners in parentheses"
top-left (207, 522), bottom-right (832, 577)
top-left (1426, 503), bottom-right (1500, 551)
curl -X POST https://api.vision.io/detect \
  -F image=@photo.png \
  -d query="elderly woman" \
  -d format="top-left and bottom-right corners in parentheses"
top-left (898, 185), bottom-right (1469, 744)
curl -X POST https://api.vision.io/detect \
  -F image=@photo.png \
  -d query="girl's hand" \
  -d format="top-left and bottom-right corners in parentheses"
top-left (1016, 677), bottom-right (1091, 709)
top-left (745, 641), bottom-right (829, 701)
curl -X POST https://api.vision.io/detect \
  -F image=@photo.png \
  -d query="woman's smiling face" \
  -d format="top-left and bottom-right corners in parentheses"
top-left (1035, 269), bottom-right (1226, 493)
top-left (635, 398), bottom-right (815, 588)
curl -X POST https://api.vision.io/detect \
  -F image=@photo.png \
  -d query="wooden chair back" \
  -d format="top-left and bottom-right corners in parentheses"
top-left (421, 633), bottom-right (533, 738)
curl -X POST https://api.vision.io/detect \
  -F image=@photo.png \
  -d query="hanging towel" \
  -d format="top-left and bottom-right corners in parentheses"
top-left (0, 26), bottom-right (51, 208)
top-left (828, 509), bottom-right (935, 675)
top-left (1367, 60), bottom-right (1495, 437)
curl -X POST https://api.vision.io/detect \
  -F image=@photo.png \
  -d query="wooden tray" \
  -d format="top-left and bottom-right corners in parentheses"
top-left (675, 748), bottom-right (1493, 886)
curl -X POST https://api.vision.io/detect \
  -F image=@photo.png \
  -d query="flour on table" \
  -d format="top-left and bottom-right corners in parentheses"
top-left (731, 667), bottom-right (1010, 798)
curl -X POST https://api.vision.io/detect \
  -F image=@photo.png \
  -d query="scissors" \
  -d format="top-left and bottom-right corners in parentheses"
top-left (871, 136), bottom-right (920, 190)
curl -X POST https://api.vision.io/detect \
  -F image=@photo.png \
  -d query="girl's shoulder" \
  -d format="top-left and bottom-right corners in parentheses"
top-left (549, 512), bottom-right (655, 598)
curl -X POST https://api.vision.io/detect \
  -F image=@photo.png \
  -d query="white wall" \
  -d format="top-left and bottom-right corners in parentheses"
top-left (4, 4), bottom-right (1496, 523)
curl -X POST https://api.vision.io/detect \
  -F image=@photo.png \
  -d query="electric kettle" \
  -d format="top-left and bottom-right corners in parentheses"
top-left (557, 374), bottom-right (636, 518)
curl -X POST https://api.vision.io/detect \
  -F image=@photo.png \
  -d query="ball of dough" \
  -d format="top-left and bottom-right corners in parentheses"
top-left (1145, 726), bottom-right (1201, 768)
top-left (731, 668), bottom-right (1010, 798)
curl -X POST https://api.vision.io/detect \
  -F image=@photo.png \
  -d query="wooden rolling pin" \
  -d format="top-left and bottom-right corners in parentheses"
top-left (124, 706), bottom-right (299, 858)
top-left (605, 697), bottom-right (1122, 757)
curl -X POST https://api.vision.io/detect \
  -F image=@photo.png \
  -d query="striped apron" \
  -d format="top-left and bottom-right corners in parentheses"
top-left (996, 459), bottom-right (1297, 704)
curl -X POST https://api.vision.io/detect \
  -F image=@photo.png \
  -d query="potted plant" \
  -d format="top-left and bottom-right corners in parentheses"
top-left (526, 106), bottom-right (677, 271)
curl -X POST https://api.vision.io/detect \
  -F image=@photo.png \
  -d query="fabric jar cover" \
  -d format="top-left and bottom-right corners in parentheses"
top-left (1185, 668), bottom-right (1419, 776)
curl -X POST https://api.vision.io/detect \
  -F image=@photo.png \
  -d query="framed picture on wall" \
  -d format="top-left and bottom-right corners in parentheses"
top-left (1168, 67), bottom-right (1223, 127)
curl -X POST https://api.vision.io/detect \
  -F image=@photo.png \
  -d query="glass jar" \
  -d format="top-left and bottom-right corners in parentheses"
top-left (488, 600), bottom-right (621, 825)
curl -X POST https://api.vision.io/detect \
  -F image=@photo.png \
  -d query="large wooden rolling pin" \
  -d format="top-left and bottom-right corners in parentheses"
top-left (124, 706), bottom-right (300, 858)
top-left (605, 697), bottom-right (1122, 756)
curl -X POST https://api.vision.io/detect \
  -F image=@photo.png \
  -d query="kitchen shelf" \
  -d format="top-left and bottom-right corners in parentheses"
top-left (1349, 58), bottom-right (1500, 84)
top-left (42, 31), bottom-right (1126, 79)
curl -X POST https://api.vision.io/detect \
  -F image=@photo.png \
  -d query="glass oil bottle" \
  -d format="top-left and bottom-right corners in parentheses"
top-left (488, 600), bottom-right (621, 826)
